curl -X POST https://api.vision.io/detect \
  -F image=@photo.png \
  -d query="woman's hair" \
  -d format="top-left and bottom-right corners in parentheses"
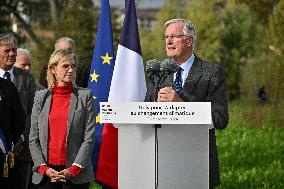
top-left (46, 49), bottom-right (78, 90)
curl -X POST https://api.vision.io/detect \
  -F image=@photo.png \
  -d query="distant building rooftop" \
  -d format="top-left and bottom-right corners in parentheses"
top-left (93, 0), bottom-right (164, 9)
top-left (93, 0), bottom-right (162, 31)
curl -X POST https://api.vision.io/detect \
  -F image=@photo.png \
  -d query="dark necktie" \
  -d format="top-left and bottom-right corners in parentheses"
top-left (173, 67), bottom-right (183, 94)
top-left (4, 72), bottom-right (11, 81)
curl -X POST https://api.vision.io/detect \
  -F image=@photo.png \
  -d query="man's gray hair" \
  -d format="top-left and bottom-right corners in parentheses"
top-left (0, 33), bottom-right (18, 46)
top-left (17, 48), bottom-right (32, 59)
top-left (165, 18), bottom-right (196, 50)
top-left (54, 37), bottom-right (75, 51)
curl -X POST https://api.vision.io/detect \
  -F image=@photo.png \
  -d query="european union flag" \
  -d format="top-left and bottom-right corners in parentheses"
top-left (88, 0), bottom-right (115, 182)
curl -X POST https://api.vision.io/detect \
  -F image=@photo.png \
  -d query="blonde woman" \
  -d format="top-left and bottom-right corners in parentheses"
top-left (29, 49), bottom-right (95, 189)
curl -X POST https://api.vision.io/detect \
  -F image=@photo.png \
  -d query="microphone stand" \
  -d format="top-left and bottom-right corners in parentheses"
top-left (153, 74), bottom-right (163, 189)
top-left (153, 69), bottom-right (174, 188)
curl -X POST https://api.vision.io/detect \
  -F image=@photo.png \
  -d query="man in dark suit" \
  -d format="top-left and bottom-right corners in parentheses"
top-left (0, 33), bottom-right (37, 189)
top-left (15, 48), bottom-right (44, 91)
top-left (150, 18), bottom-right (229, 188)
top-left (0, 77), bottom-right (26, 188)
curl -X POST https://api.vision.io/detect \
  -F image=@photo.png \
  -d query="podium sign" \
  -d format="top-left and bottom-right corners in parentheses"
top-left (100, 102), bottom-right (211, 124)
top-left (100, 102), bottom-right (211, 189)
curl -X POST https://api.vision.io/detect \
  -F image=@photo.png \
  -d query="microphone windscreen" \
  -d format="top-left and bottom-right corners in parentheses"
top-left (146, 59), bottom-right (161, 72)
top-left (160, 59), bottom-right (178, 73)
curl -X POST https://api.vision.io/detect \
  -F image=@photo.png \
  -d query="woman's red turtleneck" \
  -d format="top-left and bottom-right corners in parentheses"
top-left (38, 84), bottom-right (81, 177)
top-left (48, 83), bottom-right (72, 165)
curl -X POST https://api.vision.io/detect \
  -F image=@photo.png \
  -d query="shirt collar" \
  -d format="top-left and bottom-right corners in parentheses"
top-left (178, 54), bottom-right (195, 86)
top-left (179, 53), bottom-right (195, 73)
top-left (0, 66), bottom-right (15, 81)
top-left (172, 54), bottom-right (196, 87)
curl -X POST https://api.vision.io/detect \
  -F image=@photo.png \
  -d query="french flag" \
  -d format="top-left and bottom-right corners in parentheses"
top-left (108, 0), bottom-right (146, 102)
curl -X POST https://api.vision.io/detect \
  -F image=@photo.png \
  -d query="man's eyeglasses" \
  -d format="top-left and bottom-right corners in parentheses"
top-left (162, 34), bottom-right (187, 41)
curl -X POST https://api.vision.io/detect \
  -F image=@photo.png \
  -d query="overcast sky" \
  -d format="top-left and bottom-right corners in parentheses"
top-left (92, 0), bottom-right (164, 9)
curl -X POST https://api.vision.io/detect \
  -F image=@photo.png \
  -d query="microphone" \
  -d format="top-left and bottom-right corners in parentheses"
top-left (146, 59), bottom-right (161, 80)
top-left (159, 59), bottom-right (178, 88)
top-left (145, 59), bottom-right (161, 102)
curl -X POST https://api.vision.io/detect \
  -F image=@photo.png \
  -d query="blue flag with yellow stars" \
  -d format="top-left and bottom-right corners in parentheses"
top-left (88, 0), bottom-right (115, 182)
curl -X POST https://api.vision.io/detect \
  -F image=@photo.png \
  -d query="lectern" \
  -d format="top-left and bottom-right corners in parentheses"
top-left (100, 102), bottom-right (212, 189)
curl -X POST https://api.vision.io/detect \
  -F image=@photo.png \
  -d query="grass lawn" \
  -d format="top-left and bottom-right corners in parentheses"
top-left (90, 182), bottom-right (102, 189)
top-left (216, 101), bottom-right (284, 188)
top-left (216, 123), bottom-right (284, 188)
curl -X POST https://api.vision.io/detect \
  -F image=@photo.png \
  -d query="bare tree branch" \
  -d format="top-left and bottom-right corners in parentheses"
top-left (12, 11), bottom-right (42, 46)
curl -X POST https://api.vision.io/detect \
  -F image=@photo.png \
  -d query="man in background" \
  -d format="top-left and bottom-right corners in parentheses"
top-left (14, 48), bottom-right (32, 72)
top-left (0, 33), bottom-right (37, 189)
top-left (0, 77), bottom-right (26, 188)
top-left (38, 37), bottom-right (90, 88)
top-left (15, 48), bottom-right (44, 91)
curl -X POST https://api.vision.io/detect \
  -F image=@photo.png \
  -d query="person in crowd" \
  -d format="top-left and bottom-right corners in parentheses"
top-left (146, 18), bottom-right (229, 188)
top-left (0, 77), bottom-right (26, 188)
top-left (38, 37), bottom-right (90, 88)
top-left (258, 86), bottom-right (267, 103)
top-left (29, 49), bottom-right (96, 189)
top-left (15, 48), bottom-right (44, 91)
top-left (14, 48), bottom-right (32, 72)
top-left (0, 33), bottom-right (37, 189)
top-left (14, 47), bottom-right (44, 189)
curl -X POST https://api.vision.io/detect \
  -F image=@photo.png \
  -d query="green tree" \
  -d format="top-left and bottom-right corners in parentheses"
top-left (186, 0), bottom-right (223, 63)
top-left (186, 1), bottom-right (261, 99)
top-left (264, 0), bottom-right (284, 126)
top-left (219, 4), bottom-right (262, 99)
top-left (53, 0), bottom-right (97, 64)
top-left (241, 0), bottom-right (284, 126)
top-left (0, 0), bottom-right (47, 45)
top-left (0, 0), bottom-right (50, 45)
top-left (28, 38), bottom-right (54, 79)
top-left (28, 0), bottom-right (99, 79)
top-left (237, 0), bottom-right (279, 24)
top-left (0, 0), bottom-right (13, 33)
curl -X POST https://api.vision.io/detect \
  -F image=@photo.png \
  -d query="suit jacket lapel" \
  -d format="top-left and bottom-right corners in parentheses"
top-left (67, 87), bottom-right (78, 138)
top-left (42, 91), bottom-right (51, 156)
top-left (13, 67), bottom-right (23, 91)
top-left (182, 56), bottom-right (202, 91)
top-left (159, 55), bottom-right (202, 101)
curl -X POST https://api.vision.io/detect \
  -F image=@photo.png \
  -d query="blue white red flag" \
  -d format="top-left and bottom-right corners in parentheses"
top-left (108, 0), bottom-right (146, 102)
